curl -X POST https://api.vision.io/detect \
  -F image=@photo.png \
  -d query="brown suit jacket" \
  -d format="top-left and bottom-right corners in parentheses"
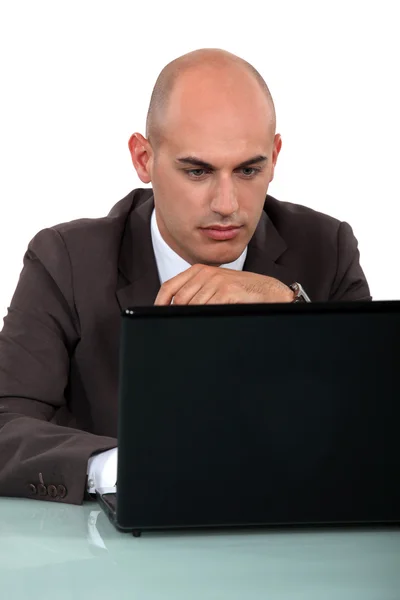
top-left (0, 188), bottom-right (371, 504)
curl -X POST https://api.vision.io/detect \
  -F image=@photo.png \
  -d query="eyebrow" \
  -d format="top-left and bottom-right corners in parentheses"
top-left (175, 155), bottom-right (268, 170)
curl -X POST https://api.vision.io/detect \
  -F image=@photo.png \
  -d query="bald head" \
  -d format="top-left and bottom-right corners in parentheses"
top-left (146, 48), bottom-right (276, 148)
top-left (129, 48), bottom-right (282, 268)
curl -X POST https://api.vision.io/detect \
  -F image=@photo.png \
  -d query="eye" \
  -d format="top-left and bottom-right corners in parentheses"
top-left (239, 167), bottom-right (261, 177)
top-left (186, 169), bottom-right (210, 178)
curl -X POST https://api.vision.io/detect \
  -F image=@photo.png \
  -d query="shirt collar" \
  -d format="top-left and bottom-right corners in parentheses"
top-left (150, 209), bottom-right (248, 285)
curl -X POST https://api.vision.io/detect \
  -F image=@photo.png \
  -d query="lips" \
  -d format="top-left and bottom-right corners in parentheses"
top-left (200, 226), bottom-right (242, 241)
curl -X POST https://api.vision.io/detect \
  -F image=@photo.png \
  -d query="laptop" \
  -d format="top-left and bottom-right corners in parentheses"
top-left (97, 300), bottom-right (400, 536)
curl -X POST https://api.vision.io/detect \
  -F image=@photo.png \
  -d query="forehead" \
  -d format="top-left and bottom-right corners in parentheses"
top-left (160, 68), bottom-right (274, 161)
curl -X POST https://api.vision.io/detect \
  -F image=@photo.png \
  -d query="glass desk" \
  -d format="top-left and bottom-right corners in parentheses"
top-left (0, 498), bottom-right (399, 599)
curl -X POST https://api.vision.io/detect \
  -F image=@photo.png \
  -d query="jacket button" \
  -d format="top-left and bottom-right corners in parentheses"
top-left (38, 484), bottom-right (47, 496)
top-left (57, 485), bottom-right (67, 499)
top-left (48, 485), bottom-right (57, 498)
top-left (29, 484), bottom-right (37, 495)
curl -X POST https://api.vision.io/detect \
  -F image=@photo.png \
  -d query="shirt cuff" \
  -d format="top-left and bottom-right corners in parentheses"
top-left (87, 448), bottom-right (118, 494)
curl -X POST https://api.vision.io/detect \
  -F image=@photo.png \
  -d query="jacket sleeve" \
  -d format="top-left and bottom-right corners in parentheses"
top-left (329, 222), bottom-right (372, 302)
top-left (0, 228), bottom-right (117, 505)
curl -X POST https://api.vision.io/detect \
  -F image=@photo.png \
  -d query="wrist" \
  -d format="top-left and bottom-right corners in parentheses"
top-left (284, 286), bottom-right (296, 303)
top-left (268, 282), bottom-right (295, 303)
top-left (87, 448), bottom-right (118, 494)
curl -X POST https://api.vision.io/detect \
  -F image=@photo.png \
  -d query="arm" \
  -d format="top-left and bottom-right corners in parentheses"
top-left (329, 222), bottom-right (372, 302)
top-left (0, 228), bottom-right (116, 505)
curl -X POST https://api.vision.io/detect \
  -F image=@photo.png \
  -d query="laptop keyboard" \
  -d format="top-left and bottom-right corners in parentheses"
top-left (101, 493), bottom-right (117, 512)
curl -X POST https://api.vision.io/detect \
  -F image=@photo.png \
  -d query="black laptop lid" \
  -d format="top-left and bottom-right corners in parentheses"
top-left (116, 301), bottom-right (400, 531)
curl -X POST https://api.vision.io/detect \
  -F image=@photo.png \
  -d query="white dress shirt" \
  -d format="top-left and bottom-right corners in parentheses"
top-left (87, 209), bottom-right (248, 493)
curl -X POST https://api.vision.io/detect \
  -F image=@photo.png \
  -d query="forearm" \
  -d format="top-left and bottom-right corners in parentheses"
top-left (0, 411), bottom-right (116, 505)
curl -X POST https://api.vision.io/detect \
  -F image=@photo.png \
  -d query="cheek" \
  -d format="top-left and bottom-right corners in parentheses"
top-left (156, 181), bottom-right (201, 231)
top-left (171, 178), bottom-right (210, 218)
top-left (239, 185), bottom-right (267, 215)
top-left (156, 168), bottom-right (199, 201)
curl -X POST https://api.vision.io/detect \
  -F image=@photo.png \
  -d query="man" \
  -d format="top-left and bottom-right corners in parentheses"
top-left (0, 49), bottom-right (371, 505)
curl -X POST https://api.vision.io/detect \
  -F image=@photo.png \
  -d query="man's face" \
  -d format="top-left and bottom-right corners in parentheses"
top-left (135, 69), bottom-right (281, 266)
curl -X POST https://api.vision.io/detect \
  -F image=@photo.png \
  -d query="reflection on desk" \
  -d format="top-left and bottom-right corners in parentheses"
top-left (0, 498), bottom-right (399, 600)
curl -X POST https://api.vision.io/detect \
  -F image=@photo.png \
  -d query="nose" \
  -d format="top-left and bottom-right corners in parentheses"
top-left (210, 175), bottom-right (239, 217)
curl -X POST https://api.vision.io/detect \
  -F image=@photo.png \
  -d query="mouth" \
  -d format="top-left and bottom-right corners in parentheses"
top-left (199, 225), bottom-right (242, 241)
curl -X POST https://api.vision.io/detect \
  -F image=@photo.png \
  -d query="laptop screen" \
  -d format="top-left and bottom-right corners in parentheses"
top-left (116, 301), bottom-right (400, 530)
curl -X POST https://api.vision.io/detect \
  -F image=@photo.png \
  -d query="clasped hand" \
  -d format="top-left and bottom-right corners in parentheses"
top-left (155, 264), bottom-right (294, 305)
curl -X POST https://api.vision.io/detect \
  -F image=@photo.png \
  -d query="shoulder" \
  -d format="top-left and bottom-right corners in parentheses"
top-left (265, 194), bottom-right (341, 235)
top-left (53, 188), bottom-right (152, 240)
top-left (28, 188), bottom-right (153, 257)
top-left (264, 194), bottom-right (343, 255)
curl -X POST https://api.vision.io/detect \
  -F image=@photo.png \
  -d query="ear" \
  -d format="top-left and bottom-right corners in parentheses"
top-left (128, 133), bottom-right (153, 184)
top-left (269, 134), bottom-right (282, 183)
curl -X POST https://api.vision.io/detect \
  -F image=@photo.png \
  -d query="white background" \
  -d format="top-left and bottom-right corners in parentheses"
top-left (0, 0), bottom-right (399, 318)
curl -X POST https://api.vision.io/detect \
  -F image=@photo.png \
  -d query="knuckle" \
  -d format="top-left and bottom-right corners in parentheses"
top-left (173, 292), bottom-right (186, 304)
top-left (192, 263), bottom-right (206, 274)
top-left (211, 272), bottom-right (223, 284)
top-left (161, 280), bottom-right (172, 291)
top-left (200, 264), bottom-right (214, 275)
top-left (219, 281), bottom-right (229, 292)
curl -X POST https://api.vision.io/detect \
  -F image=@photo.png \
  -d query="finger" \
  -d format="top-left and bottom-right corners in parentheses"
top-left (187, 280), bottom-right (221, 305)
top-left (174, 269), bottom-right (220, 305)
top-left (154, 264), bottom-right (205, 305)
top-left (206, 291), bottom-right (237, 305)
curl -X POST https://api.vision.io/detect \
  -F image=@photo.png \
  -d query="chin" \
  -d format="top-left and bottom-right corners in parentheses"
top-left (198, 247), bottom-right (244, 267)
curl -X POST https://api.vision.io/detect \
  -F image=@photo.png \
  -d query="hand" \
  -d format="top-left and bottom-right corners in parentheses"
top-left (154, 264), bottom-right (294, 305)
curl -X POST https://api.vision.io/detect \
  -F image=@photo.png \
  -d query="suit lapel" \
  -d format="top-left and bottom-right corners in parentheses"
top-left (116, 193), bottom-right (160, 310)
top-left (244, 208), bottom-right (295, 287)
